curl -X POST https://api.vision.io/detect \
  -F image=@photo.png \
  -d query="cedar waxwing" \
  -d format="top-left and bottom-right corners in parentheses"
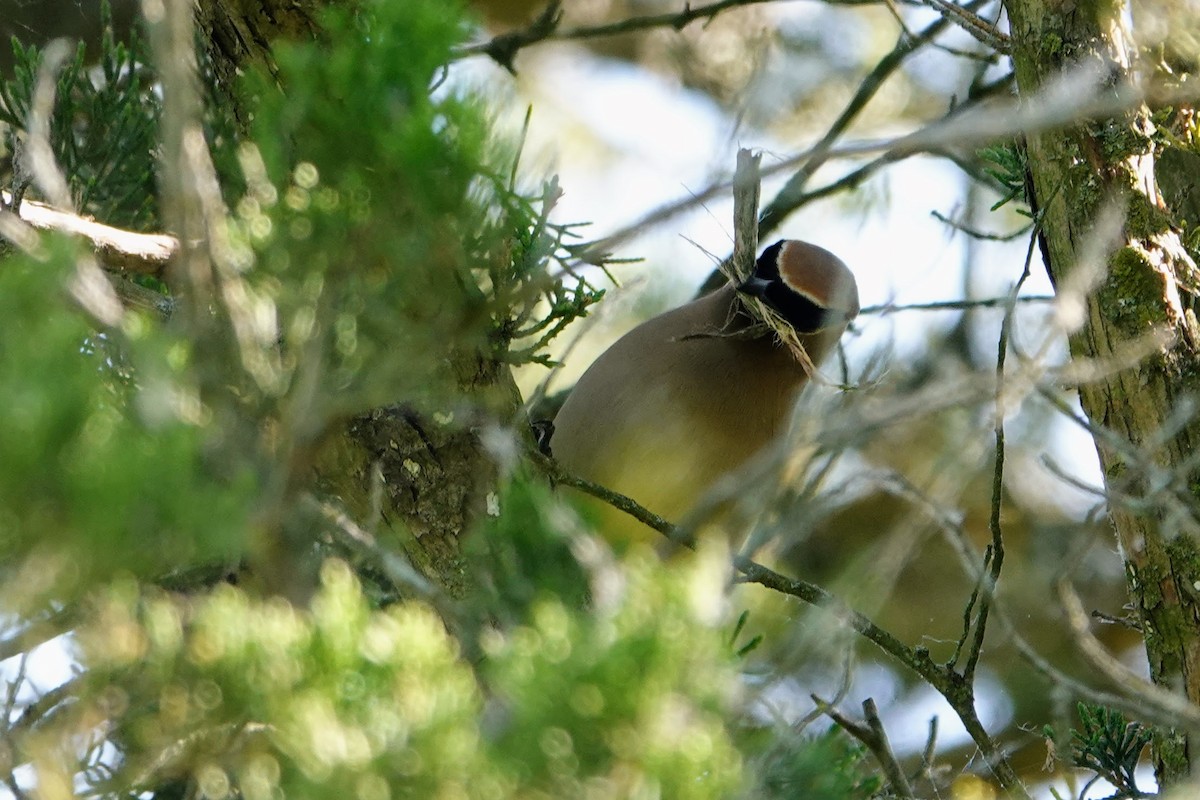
top-left (549, 239), bottom-right (859, 547)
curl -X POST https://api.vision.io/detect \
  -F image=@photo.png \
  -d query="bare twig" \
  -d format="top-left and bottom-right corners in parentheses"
top-left (598, 74), bottom-right (1197, 254)
top-left (536, 433), bottom-right (1031, 793)
top-left (461, 1), bottom-right (563, 73)
top-left (456, 0), bottom-right (836, 71)
top-left (733, 71), bottom-right (1013, 252)
top-left (914, 716), bottom-right (941, 788)
top-left (931, 209), bottom-right (1032, 241)
top-left (729, 148), bottom-right (760, 284)
top-left (13, 678), bottom-right (79, 734)
top-left (722, 148), bottom-right (819, 370)
top-left (1036, 381), bottom-right (1200, 533)
top-left (1059, 579), bottom-right (1200, 729)
top-left (960, 245), bottom-right (1033, 682)
top-left (947, 547), bottom-right (990, 672)
top-left (814, 696), bottom-right (915, 799)
top-left (860, 294), bottom-right (1054, 315)
top-left (0, 610), bottom-right (75, 664)
top-left (0, 201), bottom-right (172, 320)
top-left (0, 771), bottom-right (30, 800)
top-left (1002, 603), bottom-right (1200, 733)
top-left (733, 556), bottom-right (1031, 797)
top-left (0, 206), bottom-right (39, 253)
top-left (892, 392), bottom-right (1200, 739)
top-left (757, 0), bottom-right (993, 236)
top-left (922, 0), bottom-right (1010, 52)
top-left (305, 494), bottom-right (444, 604)
top-left (145, 0), bottom-right (282, 390)
top-left (529, 448), bottom-right (687, 545)
top-left (792, 649), bottom-right (855, 734)
top-left (1091, 609), bottom-right (1143, 632)
top-left (143, 0), bottom-right (211, 319)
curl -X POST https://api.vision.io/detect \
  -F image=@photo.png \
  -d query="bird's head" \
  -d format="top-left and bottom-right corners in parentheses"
top-left (736, 239), bottom-right (859, 334)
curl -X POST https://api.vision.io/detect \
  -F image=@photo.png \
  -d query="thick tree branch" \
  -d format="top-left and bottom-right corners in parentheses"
top-left (1, 191), bottom-right (176, 276)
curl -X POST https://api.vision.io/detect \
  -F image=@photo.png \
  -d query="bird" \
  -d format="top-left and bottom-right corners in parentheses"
top-left (549, 239), bottom-right (860, 548)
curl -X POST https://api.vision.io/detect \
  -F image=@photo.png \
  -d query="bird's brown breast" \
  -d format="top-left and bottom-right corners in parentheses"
top-left (550, 286), bottom-right (809, 540)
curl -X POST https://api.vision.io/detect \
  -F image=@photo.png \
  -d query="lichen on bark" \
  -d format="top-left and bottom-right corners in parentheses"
top-left (1005, 0), bottom-right (1200, 783)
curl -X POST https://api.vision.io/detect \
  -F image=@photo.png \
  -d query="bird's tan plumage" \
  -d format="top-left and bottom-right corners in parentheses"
top-left (550, 240), bottom-right (857, 547)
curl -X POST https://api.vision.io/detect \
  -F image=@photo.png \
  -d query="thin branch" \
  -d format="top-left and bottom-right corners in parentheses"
top-left (456, 0), bottom-right (881, 71)
top-left (734, 555), bottom-right (1032, 798)
top-left (529, 448), bottom-right (687, 544)
top-left (962, 247), bottom-right (1032, 682)
top-left (946, 548), bottom-right (990, 672)
top-left (1036, 380), bottom-right (1200, 531)
top-left (597, 74), bottom-right (1197, 254)
top-left (1059, 579), bottom-right (1200, 730)
top-left (730, 148), bottom-right (760, 284)
top-left (931, 209), bottom-right (1032, 241)
top-left (0, 771), bottom-right (30, 800)
top-left (305, 494), bottom-right (444, 603)
top-left (536, 436), bottom-right (1032, 794)
top-left (1001, 602), bottom-right (1200, 733)
top-left (19, 45), bottom-right (125, 328)
top-left (757, 0), bottom-right (993, 236)
top-left (0, 194), bottom-right (174, 320)
top-left (0, 610), bottom-right (75, 663)
top-left (24, 40), bottom-right (74, 210)
top-left (922, 0), bottom-right (1010, 52)
top-left (889, 393), bottom-right (1200, 740)
top-left (1038, 453), bottom-right (1107, 499)
top-left (792, 649), bottom-right (855, 734)
top-left (880, 372), bottom-right (1200, 743)
top-left (13, 678), bottom-right (79, 734)
top-left (913, 716), bottom-right (941, 788)
top-left (458, 1), bottom-right (563, 73)
top-left (813, 696), bottom-right (915, 799)
top-left (1091, 609), bottom-right (1142, 632)
top-left (860, 294), bottom-right (1054, 315)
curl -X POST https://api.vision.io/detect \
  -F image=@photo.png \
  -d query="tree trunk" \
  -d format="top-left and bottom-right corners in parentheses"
top-left (1004, 0), bottom-right (1200, 783)
top-left (311, 354), bottom-right (526, 599)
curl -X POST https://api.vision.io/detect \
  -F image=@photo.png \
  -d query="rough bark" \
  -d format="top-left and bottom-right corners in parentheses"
top-left (195, 0), bottom-right (325, 88)
top-left (311, 354), bottom-right (526, 600)
top-left (1004, 0), bottom-right (1200, 783)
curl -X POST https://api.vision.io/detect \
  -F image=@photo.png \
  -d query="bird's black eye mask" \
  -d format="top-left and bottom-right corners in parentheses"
top-left (736, 241), bottom-right (849, 333)
top-left (737, 278), bottom-right (834, 333)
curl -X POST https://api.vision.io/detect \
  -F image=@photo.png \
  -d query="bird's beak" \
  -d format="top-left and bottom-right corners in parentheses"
top-left (736, 275), bottom-right (772, 297)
